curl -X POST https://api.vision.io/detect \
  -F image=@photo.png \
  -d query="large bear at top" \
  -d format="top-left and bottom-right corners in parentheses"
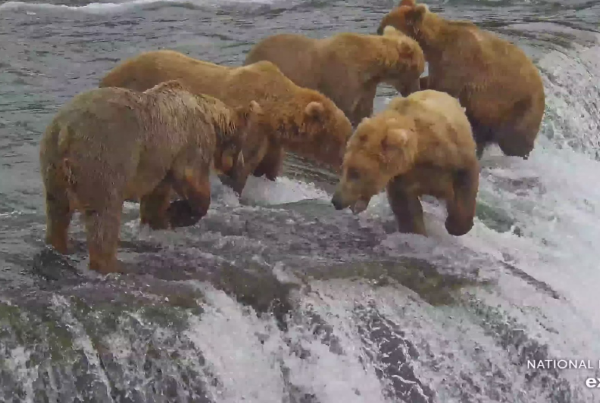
top-left (99, 50), bottom-right (353, 194)
top-left (244, 26), bottom-right (425, 127)
top-left (377, 0), bottom-right (546, 159)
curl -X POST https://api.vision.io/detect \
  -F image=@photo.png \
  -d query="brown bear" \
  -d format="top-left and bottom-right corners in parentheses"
top-left (377, 0), bottom-right (546, 159)
top-left (243, 26), bottom-right (425, 127)
top-left (331, 90), bottom-right (479, 237)
top-left (39, 80), bottom-right (261, 274)
top-left (99, 50), bottom-right (354, 194)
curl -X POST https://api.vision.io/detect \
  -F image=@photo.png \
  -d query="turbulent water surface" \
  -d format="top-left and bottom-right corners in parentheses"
top-left (1, 0), bottom-right (600, 401)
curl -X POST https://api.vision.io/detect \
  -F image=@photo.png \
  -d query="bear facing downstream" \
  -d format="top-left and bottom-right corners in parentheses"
top-left (99, 50), bottom-right (354, 194)
top-left (332, 90), bottom-right (480, 237)
top-left (377, 0), bottom-right (545, 159)
top-left (244, 26), bottom-right (425, 126)
top-left (40, 80), bottom-right (261, 274)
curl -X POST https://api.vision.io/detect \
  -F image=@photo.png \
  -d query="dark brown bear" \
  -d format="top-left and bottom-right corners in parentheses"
top-left (377, 0), bottom-right (546, 159)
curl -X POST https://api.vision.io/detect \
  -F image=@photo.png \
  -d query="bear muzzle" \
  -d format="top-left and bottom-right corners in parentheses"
top-left (331, 190), bottom-right (369, 214)
top-left (331, 192), bottom-right (347, 210)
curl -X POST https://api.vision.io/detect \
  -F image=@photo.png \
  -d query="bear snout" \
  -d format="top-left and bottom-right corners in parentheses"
top-left (331, 192), bottom-right (348, 210)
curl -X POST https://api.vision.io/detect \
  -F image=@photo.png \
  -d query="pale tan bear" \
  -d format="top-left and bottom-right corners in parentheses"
top-left (40, 80), bottom-right (260, 274)
top-left (244, 26), bottom-right (425, 126)
top-left (377, 0), bottom-right (546, 159)
top-left (332, 90), bottom-right (479, 237)
top-left (99, 50), bottom-right (354, 194)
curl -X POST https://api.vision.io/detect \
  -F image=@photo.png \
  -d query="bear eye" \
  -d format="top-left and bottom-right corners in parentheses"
top-left (347, 167), bottom-right (360, 180)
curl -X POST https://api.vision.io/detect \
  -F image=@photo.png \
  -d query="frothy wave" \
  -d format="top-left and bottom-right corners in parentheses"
top-left (0, 0), bottom-right (276, 14)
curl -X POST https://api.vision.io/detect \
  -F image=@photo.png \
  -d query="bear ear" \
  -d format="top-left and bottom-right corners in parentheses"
top-left (249, 100), bottom-right (263, 116)
top-left (238, 100), bottom-right (262, 124)
top-left (399, 0), bottom-right (416, 7)
top-left (381, 128), bottom-right (410, 155)
top-left (389, 128), bottom-right (411, 146)
top-left (395, 40), bottom-right (419, 64)
top-left (147, 79), bottom-right (186, 93)
top-left (304, 101), bottom-right (325, 120)
top-left (413, 4), bottom-right (429, 19)
top-left (382, 25), bottom-right (400, 38)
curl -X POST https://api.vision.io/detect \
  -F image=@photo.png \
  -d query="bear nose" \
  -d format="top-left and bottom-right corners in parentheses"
top-left (331, 194), bottom-right (344, 210)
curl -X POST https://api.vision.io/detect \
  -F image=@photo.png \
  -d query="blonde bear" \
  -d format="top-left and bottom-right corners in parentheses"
top-left (332, 90), bottom-right (479, 236)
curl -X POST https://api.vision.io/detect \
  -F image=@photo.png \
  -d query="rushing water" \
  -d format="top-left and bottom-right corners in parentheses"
top-left (1, 0), bottom-right (600, 401)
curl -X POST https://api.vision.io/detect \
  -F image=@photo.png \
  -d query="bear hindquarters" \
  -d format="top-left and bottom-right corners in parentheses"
top-left (82, 200), bottom-right (125, 274)
top-left (445, 166), bottom-right (479, 236)
top-left (140, 178), bottom-right (173, 230)
top-left (386, 177), bottom-right (427, 236)
top-left (41, 129), bottom-right (74, 254)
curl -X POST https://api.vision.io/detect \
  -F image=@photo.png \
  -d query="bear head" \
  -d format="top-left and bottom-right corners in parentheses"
top-left (215, 100), bottom-right (264, 182)
top-left (331, 111), bottom-right (418, 213)
top-left (380, 25), bottom-right (425, 96)
top-left (290, 95), bottom-right (354, 170)
top-left (377, 0), bottom-right (431, 40)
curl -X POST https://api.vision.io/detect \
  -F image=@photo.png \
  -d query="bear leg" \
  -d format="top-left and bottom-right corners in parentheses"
top-left (469, 118), bottom-right (494, 160)
top-left (170, 169), bottom-right (211, 228)
top-left (82, 203), bottom-right (124, 275)
top-left (140, 178), bottom-right (173, 230)
top-left (386, 179), bottom-right (427, 236)
top-left (253, 144), bottom-right (284, 181)
top-left (350, 96), bottom-right (375, 127)
top-left (475, 141), bottom-right (487, 160)
top-left (220, 135), bottom-right (270, 195)
top-left (44, 188), bottom-right (73, 255)
top-left (445, 166), bottom-right (479, 236)
top-left (349, 85), bottom-right (377, 126)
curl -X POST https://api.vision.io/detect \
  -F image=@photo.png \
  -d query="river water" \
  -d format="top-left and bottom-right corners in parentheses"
top-left (0, 0), bottom-right (599, 401)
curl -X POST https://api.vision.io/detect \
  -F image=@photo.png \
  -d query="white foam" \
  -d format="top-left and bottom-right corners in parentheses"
top-left (284, 288), bottom-right (395, 403)
top-left (184, 282), bottom-right (393, 403)
top-left (50, 295), bottom-right (116, 402)
top-left (239, 175), bottom-right (330, 205)
top-left (283, 38), bottom-right (600, 395)
top-left (0, 0), bottom-right (276, 14)
top-left (537, 40), bottom-right (600, 158)
top-left (184, 283), bottom-right (288, 403)
top-left (4, 347), bottom-right (36, 403)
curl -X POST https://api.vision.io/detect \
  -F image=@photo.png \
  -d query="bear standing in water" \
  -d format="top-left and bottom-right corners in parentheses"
top-left (332, 90), bottom-right (480, 237)
top-left (40, 80), bottom-right (261, 274)
top-left (244, 26), bottom-right (425, 126)
top-left (377, 0), bottom-right (545, 159)
top-left (99, 50), bottom-right (354, 195)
